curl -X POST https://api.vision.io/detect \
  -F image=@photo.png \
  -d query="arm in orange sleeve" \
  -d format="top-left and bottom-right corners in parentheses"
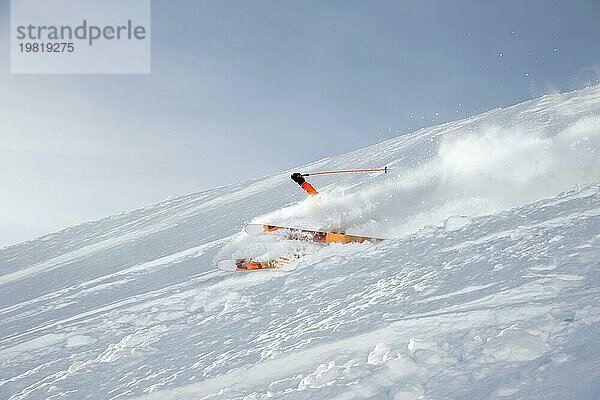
top-left (301, 181), bottom-right (318, 196)
top-left (291, 173), bottom-right (319, 196)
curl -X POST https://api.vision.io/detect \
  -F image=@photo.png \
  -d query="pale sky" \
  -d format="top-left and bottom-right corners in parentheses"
top-left (1, 0), bottom-right (600, 247)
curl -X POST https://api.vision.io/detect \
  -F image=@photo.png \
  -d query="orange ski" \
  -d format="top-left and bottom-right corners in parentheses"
top-left (217, 257), bottom-right (290, 272)
top-left (244, 224), bottom-right (384, 244)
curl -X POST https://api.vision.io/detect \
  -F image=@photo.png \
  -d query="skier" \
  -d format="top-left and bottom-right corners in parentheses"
top-left (218, 167), bottom-right (388, 272)
top-left (291, 173), bottom-right (318, 196)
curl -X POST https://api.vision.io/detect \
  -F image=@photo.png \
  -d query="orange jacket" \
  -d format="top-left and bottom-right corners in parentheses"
top-left (291, 173), bottom-right (319, 196)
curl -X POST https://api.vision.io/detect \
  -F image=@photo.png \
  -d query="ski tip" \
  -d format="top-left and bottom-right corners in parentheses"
top-left (245, 223), bottom-right (284, 235)
top-left (216, 259), bottom-right (240, 272)
top-left (244, 223), bottom-right (265, 235)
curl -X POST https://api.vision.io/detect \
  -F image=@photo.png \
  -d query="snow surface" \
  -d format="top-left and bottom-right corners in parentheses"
top-left (1, 86), bottom-right (600, 399)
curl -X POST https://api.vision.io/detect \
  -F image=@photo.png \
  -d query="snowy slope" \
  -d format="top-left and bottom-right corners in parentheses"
top-left (1, 86), bottom-right (600, 400)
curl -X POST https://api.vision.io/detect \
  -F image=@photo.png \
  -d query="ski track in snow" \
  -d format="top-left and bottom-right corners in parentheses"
top-left (1, 86), bottom-right (600, 399)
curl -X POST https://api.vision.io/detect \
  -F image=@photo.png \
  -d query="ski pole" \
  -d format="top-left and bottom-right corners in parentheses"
top-left (301, 167), bottom-right (387, 177)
